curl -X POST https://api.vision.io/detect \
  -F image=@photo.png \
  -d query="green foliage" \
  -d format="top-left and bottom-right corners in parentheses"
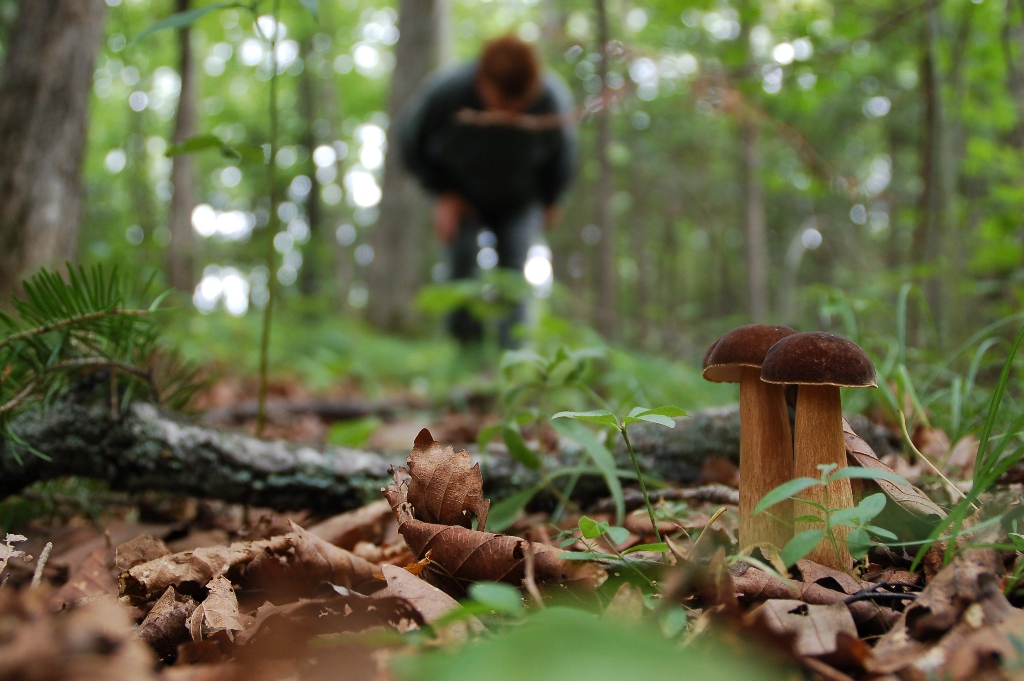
top-left (757, 464), bottom-right (908, 566)
top-left (394, 607), bottom-right (793, 681)
top-left (0, 266), bottom-right (200, 458)
top-left (326, 415), bottom-right (380, 447)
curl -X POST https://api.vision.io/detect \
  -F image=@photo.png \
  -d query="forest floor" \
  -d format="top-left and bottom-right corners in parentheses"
top-left (1, 365), bottom-right (1022, 681)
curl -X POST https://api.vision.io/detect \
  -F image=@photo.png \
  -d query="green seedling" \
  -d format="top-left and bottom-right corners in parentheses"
top-left (755, 463), bottom-right (905, 569)
top-left (552, 406), bottom-right (687, 543)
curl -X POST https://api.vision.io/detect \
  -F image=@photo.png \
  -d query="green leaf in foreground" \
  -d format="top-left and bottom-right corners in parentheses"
top-left (468, 582), bottom-right (523, 616)
top-left (578, 515), bottom-right (604, 539)
top-left (622, 542), bottom-right (669, 554)
top-left (487, 485), bottom-right (541, 533)
top-left (134, 3), bottom-right (242, 43)
top-left (551, 418), bottom-right (625, 525)
top-left (502, 425), bottom-right (542, 470)
top-left (393, 607), bottom-right (795, 681)
top-left (781, 529), bottom-right (825, 567)
top-left (551, 410), bottom-right (620, 429)
top-left (165, 133), bottom-right (224, 156)
top-left (754, 477), bottom-right (822, 515)
top-left (829, 468), bottom-right (910, 485)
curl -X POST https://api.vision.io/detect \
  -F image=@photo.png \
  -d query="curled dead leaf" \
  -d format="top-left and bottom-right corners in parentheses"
top-left (384, 449), bottom-right (605, 594)
top-left (189, 576), bottom-right (243, 642)
top-left (136, 586), bottom-right (196, 660)
top-left (404, 428), bottom-right (490, 530)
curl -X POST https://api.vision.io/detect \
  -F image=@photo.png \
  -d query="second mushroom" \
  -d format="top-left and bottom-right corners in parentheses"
top-left (761, 331), bottom-right (876, 570)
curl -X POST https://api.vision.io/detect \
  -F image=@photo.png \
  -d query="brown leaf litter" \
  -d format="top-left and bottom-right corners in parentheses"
top-left (120, 521), bottom-right (379, 604)
top-left (382, 429), bottom-right (606, 595)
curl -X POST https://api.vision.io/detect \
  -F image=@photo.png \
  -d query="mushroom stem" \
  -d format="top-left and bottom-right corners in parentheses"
top-left (739, 367), bottom-right (793, 554)
top-left (794, 384), bottom-right (854, 570)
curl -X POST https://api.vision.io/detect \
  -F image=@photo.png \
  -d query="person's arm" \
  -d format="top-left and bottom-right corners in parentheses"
top-left (535, 72), bottom-right (578, 224)
top-left (396, 71), bottom-right (459, 196)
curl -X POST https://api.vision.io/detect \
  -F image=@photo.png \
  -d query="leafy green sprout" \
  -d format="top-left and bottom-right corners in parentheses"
top-left (557, 515), bottom-right (667, 587)
top-left (552, 406), bottom-right (687, 544)
top-left (480, 346), bottom-right (628, 524)
top-left (754, 463), bottom-right (908, 568)
top-left (137, 0), bottom-right (319, 436)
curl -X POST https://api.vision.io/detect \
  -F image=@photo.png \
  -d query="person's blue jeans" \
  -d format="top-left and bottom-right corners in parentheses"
top-left (447, 204), bottom-right (543, 347)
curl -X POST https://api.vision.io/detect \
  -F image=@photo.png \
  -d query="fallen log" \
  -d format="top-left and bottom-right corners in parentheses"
top-left (0, 401), bottom-right (899, 513)
top-left (0, 402), bottom-right (400, 513)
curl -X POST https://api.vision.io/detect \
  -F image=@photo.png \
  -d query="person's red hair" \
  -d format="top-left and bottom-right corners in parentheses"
top-left (478, 35), bottom-right (540, 102)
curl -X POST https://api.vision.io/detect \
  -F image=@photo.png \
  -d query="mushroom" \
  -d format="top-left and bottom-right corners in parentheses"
top-left (761, 332), bottom-right (876, 570)
top-left (703, 324), bottom-right (798, 555)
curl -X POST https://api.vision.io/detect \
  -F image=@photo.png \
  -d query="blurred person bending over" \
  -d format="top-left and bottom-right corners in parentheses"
top-left (398, 35), bottom-right (577, 346)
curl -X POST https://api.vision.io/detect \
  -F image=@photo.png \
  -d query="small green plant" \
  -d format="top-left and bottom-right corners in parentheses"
top-left (479, 346), bottom-right (626, 523)
top-left (554, 516), bottom-right (667, 587)
top-left (0, 265), bottom-right (199, 459)
top-left (553, 406), bottom-right (687, 544)
top-left (138, 0), bottom-right (319, 435)
top-left (755, 463), bottom-right (906, 568)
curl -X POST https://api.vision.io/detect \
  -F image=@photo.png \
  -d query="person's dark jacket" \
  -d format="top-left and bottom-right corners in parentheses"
top-left (397, 62), bottom-right (576, 221)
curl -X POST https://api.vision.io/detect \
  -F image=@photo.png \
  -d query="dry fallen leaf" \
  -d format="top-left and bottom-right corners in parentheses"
top-left (751, 600), bottom-right (858, 658)
top-left (377, 563), bottom-right (484, 637)
top-left (307, 498), bottom-right (396, 550)
top-left (731, 562), bottom-right (899, 630)
top-left (233, 591), bottom-right (422, 651)
top-left (49, 546), bottom-right (117, 611)
top-left (0, 587), bottom-right (157, 681)
top-left (870, 550), bottom-right (1019, 680)
top-left (843, 419), bottom-right (946, 523)
top-left (190, 576), bottom-right (244, 642)
top-left (383, 455), bottom-right (605, 595)
top-left (0, 534), bottom-right (27, 577)
top-left (121, 522), bottom-right (380, 604)
top-left (137, 586), bottom-right (196, 660)
top-left (405, 428), bottom-right (490, 530)
top-left (116, 534), bottom-right (172, 572)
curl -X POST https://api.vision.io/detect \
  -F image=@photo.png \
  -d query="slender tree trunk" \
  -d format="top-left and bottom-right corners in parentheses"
top-left (911, 8), bottom-right (945, 341)
top-left (741, 121), bottom-right (769, 322)
top-left (628, 179), bottom-right (652, 347)
top-left (167, 0), bottom-right (197, 292)
top-left (594, 0), bottom-right (617, 340)
top-left (299, 38), bottom-right (321, 297)
top-left (0, 0), bottom-right (106, 302)
top-left (365, 0), bottom-right (450, 331)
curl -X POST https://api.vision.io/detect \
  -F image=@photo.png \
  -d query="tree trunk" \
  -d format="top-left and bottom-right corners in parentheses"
top-left (0, 0), bottom-right (106, 302)
top-left (299, 38), bottom-right (321, 297)
top-left (167, 0), bottom-right (197, 292)
top-left (365, 0), bottom-right (450, 331)
top-left (741, 121), bottom-right (769, 322)
top-left (911, 8), bottom-right (945, 342)
top-left (593, 0), bottom-right (617, 340)
top-left (628, 204), bottom-right (652, 348)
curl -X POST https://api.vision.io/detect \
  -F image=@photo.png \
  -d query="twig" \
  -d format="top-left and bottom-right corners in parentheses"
top-left (523, 540), bottom-right (545, 609)
top-left (0, 309), bottom-right (147, 354)
top-left (899, 411), bottom-right (978, 510)
top-left (31, 542), bottom-right (52, 589)
top-left (688, 506), bottom-right (728, 561)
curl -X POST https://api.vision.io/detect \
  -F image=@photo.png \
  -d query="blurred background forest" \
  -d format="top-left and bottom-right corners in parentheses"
top-left (0, 0), bottom-right (1020, 404)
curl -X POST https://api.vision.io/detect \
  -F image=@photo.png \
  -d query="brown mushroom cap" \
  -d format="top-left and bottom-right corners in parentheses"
top-left (702, 324), bottom-right (798, 383)
top-left (761, 332), bottom-right (876, 388)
